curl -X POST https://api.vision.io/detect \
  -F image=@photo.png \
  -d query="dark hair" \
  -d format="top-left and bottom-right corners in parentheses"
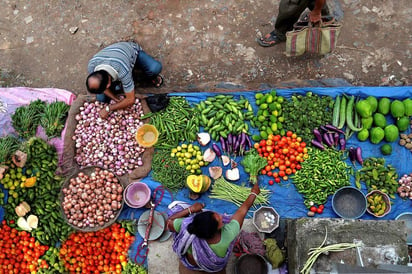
top-left (86, 70), bottom-right (110, 94)
top-left (187, 211), bottom-right (218, 239)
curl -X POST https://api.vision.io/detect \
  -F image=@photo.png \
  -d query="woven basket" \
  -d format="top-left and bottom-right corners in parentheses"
top-left (59, 166), bottom-right (124, 232)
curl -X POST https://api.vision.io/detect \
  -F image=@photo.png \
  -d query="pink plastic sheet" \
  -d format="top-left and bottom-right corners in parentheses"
top-left (0, 87), bottom-right (76, 164)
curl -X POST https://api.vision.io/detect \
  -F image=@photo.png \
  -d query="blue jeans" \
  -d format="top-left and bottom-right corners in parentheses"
top-left (97, 50), bottom-right (162, 103)
top-left (135, 50), bottom-right (162, 78)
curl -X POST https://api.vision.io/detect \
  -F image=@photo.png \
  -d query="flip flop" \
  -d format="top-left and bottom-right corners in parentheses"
top-left (256, 33), bottom-right (282, 47)
top-left (152, 74), bottom-right (164, 88)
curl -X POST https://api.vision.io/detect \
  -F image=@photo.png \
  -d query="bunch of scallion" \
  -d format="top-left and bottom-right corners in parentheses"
top-left (210, 177), bottom-right (270, 207)
top-left (11, 99), bottom-right (45, 139)
top-left (0, 135), bottom-right (20, 163)
top-left (40, 101), bottom-right (70, 138)
top-left (241, 149), bottom-right (267, 184)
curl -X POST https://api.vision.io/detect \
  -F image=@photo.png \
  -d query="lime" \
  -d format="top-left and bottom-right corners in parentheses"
top-left (260, 103), bottom-right (268, 109)
top-left (266, 95), bottom-right (273, 104)
top-left (381, 144), bottom-right (392, 155)
top-left (260, 131), bottom-right (268, 139)
top-left (277, 97), bottom-right (284, 103)
top-left (271, 123), bottom-right (278, 132)
top-left (255, 93), bottom-right (264, 100)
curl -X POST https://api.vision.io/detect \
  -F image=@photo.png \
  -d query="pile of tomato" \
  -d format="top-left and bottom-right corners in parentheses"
top-left (0, 220), bottom-right (49, 273)
top-left (59, 223), bottom-right (134, 273)
top-left (254, 131), bottom-right (309, 184)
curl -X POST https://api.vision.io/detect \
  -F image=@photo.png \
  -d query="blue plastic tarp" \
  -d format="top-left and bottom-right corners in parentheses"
top-left (120, 86), bottom-right (412, 222)
top-left (1, 86), bottom-right (412, 266)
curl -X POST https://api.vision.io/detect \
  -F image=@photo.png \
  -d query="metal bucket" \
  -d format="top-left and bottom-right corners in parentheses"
top-left (234, 254), bottom-right (268, 274)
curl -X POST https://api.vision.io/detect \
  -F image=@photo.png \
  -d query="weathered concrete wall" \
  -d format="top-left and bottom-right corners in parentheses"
top-left (287, 218), bottom-right (409, 274)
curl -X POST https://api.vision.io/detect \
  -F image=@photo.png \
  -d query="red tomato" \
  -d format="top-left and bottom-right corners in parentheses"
top-left (275, 177), bottom-right (281, 183)
top-left (310, 206), bottom-right (317, 212)
top-left (319, 205), bottom-right (325, 210)
top-left (317, 208), bottom-right (323, 214)
top-left (268, 180), bottom-right (274, 185)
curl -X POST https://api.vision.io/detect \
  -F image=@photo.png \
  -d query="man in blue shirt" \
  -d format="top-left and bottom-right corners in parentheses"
top-left (86, 41), bottom-right (163, 118)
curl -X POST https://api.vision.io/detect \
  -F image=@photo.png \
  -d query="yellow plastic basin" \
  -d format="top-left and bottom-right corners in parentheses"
top-left (136, 124), bottom-right (159, 147)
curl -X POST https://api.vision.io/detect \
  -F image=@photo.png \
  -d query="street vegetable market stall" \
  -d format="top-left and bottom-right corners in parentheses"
top-left (0, 86), bottom-right (411, 272)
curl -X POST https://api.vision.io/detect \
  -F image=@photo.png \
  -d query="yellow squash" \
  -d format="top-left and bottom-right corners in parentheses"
top-left (186, 175), bottom-right (211, 194)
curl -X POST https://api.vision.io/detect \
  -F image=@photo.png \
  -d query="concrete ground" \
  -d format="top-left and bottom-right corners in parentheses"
top-left (1, 1), bottom-right (411, 91)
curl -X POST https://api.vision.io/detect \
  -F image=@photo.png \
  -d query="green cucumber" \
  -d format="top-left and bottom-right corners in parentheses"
top-left (332, 95), bottom-right (341, 127)
top-left (337, 96), bottom-right (347, 129)
top-left (346, 96), bottom-right (362, 132)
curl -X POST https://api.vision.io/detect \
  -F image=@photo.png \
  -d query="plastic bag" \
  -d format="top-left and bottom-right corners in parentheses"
top-left (146, 94), bottom-right (169, 113)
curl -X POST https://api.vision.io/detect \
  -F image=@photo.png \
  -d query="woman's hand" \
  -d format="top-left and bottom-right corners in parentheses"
top-left (251, 183), bottom-right (260, 196)
top-left (190, 202), bottom-right (205, 213)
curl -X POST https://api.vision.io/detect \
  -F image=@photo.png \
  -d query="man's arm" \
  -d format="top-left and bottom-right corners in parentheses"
top-left (310, 0), bottom-right (325, 23)
top-left (103, 89), bottom-right (121, 103)
top-left (99, 91), bottom-right (135, 119)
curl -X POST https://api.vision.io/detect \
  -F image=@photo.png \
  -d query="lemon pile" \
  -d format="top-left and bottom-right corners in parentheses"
top-left (170, 143), bottom-right (208, 174)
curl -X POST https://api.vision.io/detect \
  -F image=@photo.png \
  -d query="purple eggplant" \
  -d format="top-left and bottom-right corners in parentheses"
top-left (328, 132), bottom-right (335, 146)
top-left (227, 133), bottom-right (233, 146)
top-left (212, 143), bottom-right (222, 157)
top-left (239, 133), bottom-right (247, 154)
top-left (245, 134), bottom-right (252, 150)
top-left (333, 132), bottom-right (339, 146)
top-left (339, 138), bottom-right (346, 151)
top-left (311, 139), bottom-right (325, 150)
top-left (356, 147), bottom-right (363, 166)
top-left (319, 125), bottom-right (329, 133)
top-left (220, 136), bottom-right (227, 153)
top-left (324, 124), bottom-right (345, 135)
top-left (322, 133), bottom-right (334, 147)
top-left (233, 135), bottom-right (241, 154)
top-left (348, 147), bottom-right (356, 165)
top-left (313, 128), bottom-right (323, 143)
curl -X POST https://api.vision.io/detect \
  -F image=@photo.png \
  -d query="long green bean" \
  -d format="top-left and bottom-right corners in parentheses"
top-left (210, 177), bottom-right (270, 207)
top-left (301, 227), bottom-right (360, 274)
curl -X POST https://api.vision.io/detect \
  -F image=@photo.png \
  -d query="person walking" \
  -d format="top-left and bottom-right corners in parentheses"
top-left (257, 0), bottom-right (330, 47)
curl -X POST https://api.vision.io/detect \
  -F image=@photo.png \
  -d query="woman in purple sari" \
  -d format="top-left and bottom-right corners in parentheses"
top-left (166, 183), bottom-right (261, 273)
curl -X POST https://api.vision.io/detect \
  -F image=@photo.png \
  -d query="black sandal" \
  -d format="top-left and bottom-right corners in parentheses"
top-left (152, 74), bottom-right (164, 88)
top-left (256, 33), bottom-right (282, 47)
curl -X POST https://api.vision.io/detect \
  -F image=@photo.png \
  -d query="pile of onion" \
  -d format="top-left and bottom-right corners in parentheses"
top-left (397, 173), bottom-right (412, 199)
top-left (61, 168), bottom-right (123, 229)
top-left (73, 99), bottom-right (145, 176)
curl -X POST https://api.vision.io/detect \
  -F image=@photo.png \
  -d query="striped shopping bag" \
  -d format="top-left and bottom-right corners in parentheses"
top-left (285, 18), bottom-right (342, 57)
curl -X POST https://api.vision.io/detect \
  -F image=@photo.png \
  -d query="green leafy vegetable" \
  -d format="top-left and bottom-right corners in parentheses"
top-left (11, 99), bottom-right (45, 139)
top-left (0, 135), bottom-right (20, 163)
top-left (241, 149), bottom-right (267, 184)
top-left (40, 101), bottom-right (70, 138)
